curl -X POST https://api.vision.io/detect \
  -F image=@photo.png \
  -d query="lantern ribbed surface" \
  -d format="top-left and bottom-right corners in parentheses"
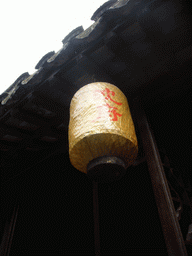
top-left (68, 82), bottom-right (138, 174)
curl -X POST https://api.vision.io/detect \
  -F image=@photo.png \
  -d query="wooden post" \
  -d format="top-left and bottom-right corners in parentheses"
top-left (0, 205), bottom-right (19, 256)
top-left (133, 98), bottom-right (188, 256)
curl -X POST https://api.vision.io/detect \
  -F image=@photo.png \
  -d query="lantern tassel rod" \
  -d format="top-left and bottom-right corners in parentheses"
top-left (93, 181), bottom-right (101, 256)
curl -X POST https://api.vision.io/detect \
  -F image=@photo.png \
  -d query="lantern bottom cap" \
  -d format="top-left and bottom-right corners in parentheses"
top-left (87, 156), bottom-right (126, 183)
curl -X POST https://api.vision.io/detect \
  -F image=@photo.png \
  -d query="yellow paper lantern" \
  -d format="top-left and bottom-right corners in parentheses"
top-left (68, 82), bottom-right (138, 182)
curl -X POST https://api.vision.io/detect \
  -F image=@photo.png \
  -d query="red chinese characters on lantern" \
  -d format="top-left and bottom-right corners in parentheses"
top-left (100, 88), bottom-right (122, 106)
top-left (92, 88), bottom-right (122, 122)
top-left (105, 103), bottom-right (122, 121)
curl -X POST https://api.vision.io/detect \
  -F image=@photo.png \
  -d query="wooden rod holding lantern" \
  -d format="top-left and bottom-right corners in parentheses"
top-left (93, 181), bottom-right (100, 256)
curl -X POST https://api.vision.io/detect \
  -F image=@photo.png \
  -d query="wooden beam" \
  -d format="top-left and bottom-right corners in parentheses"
top-left (133, 98), bottom-right (188, 256)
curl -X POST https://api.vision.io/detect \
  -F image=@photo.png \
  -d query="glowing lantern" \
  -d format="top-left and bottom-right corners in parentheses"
top-left (68, 82), bottom-right (138, 182)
